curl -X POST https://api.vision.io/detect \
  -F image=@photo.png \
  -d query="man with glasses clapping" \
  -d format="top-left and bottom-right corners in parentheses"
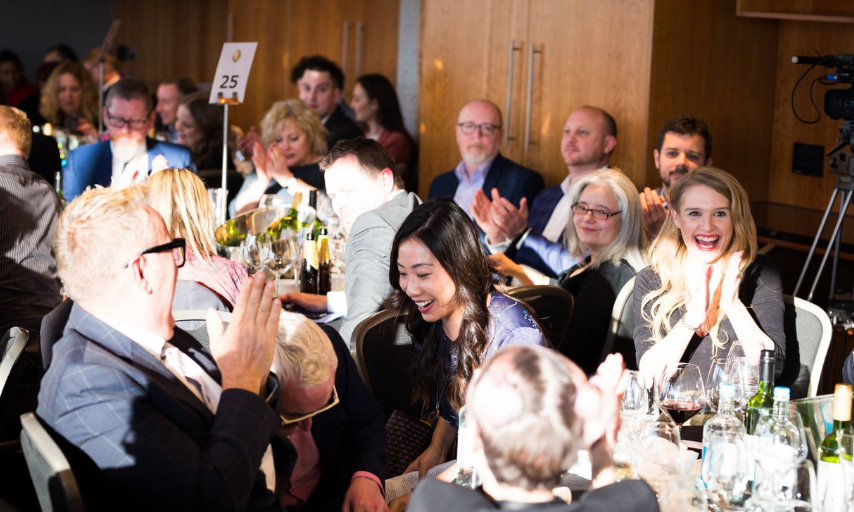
top-left (63, 78), bottom-right (195, 200)
top-left (428, 99), bottom-right (544, 223)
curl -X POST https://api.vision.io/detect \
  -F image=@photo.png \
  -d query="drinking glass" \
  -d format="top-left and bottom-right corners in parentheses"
top-left (267, 233), bottom-right (297, 291)
top-left (726, 357), bottom-right (759, 413)
top-left (241, 239), bottom-right (270, 276)
top-left (706, 358), bottom-right (728, 413)
top-left (659, 477), bottom-right (708, 512)
top-left (622, 370), bottom-right (652, 417)
top-left (791, 459), bottom-right (817, 512)
top-left (637, 421), bottom-right (682, 496)
top-left (658, 363), bottom-right (706, 431)
top-left (837, 432), bottom-right (854, 512)
top-left (726, 340), bottom-right (747, 367)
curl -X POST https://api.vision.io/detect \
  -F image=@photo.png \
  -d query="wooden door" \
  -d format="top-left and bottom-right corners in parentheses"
top-left (346, 0), bottom-right (400, 94)
top-left (418, 0), bottom-right (528, 197)
top-left (522, 0), bottom-right (655, 187)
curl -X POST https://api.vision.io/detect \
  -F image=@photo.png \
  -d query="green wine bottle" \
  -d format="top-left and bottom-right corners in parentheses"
top-left (745, 349), bottom-right (775, 435)
top-left (308, 190), bottom-right (324, 237)
top-left (820, 383), bottom-right (853, 463)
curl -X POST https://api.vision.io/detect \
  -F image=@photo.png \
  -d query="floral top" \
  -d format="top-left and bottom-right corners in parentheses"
top-left (412, 292), bottom-right (547, 428)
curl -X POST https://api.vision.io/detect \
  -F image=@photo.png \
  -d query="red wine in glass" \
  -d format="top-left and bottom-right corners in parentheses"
top-left (659, 400), bottom-right (703, 425)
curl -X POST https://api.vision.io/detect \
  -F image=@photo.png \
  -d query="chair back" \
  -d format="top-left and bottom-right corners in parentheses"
top-left (172, 281), bottom-right (231, 330)
top-left (599, 277), bottom-right (638, 370)
top-left (506, 285), bottom-right (574, 350)
top-left (0, 327), bottom-right (30, 447)
top-left (778, 295), bottom-right (832, 399)
top-left (171, 310), bottom-right (232, 352)
top-left (20, 412), bottom-right (85, 512)
top-left (352, 309), bottom-right (421, 418)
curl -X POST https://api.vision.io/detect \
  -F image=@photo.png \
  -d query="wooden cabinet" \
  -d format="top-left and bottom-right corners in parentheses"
top-left (418, 0), bottom-right (780, 205)
top-left (418, 0), bottom-right (655, 196)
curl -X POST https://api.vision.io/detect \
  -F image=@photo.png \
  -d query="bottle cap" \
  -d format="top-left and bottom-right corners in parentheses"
top-left (773, 387), bottom-right (790, 401)
top-left (760, 349), bottom-right (774, 362)
top-left (833, 383), bottom-right (853, 421)
top-left (719, 383), bottom-right (736, 398)
top-left (320, 227), bottom-right (328, 236)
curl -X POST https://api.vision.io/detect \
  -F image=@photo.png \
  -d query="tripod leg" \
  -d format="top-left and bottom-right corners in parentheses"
top-left (809, 189), bottom-right (853, 302)
top-left (831, 194), bottom-right (844, 304)
top-left (795, 188), bottom-right (840, 297)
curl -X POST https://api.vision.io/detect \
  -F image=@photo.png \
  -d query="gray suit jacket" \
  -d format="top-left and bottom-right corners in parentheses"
top-left (340, 191), bottom-right (421, 343)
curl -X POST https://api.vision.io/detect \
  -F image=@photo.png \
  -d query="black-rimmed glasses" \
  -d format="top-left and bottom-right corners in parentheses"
top-left (125, 238), bottom-right (186, 268)
top-left (571, 204), bottom-right (621, 220)
top-left (106, 111), bottom-right (151, 130)
top-left (457, 122), bottom-right (501, 136)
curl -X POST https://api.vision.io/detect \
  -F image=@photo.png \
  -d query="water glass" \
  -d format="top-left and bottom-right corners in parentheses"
top-left (637, 421), bottom-right (682, 496)
top-left (726, 357), bottom-right (759, 413)
top-left (241, 239), bottom-right (270, 276)
top-left (622, 370), bottom-right (652, 417)
top-left (267, 234), bottom-right (297, 287)
top-left (706, 358), bottom-right (728, 413)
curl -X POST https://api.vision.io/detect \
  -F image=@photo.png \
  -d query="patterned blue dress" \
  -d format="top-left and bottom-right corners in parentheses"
top-left (412, 292), bottom-right (546, 428)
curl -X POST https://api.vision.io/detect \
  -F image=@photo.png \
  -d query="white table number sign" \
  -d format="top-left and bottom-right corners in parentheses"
top-left (208, 42), bottom-right (258, 104)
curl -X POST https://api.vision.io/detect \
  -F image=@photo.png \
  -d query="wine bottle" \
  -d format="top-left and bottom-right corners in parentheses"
top-left (299, 232), bottom-right (319, 294)
top-left (308, 190), bottom-right (324, 237)
top-left (817, 384), bottom-right (853, 511)
top-left (745, 349), bottom-right (775, 435)
top-left (268, 191), bottom-right (302, 240)
top-left (317, 227), bottom-right (332, 295)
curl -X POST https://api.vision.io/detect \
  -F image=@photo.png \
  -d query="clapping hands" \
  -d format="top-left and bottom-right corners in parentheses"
top-left (471, 189), bottom-right (528, 244)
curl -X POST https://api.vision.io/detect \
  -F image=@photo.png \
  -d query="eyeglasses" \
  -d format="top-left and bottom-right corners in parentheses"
top-left (457, 122), bottom-right (501, 136)
top-left (106, 111), bottom-right (151, 130)
top-left (571, 204), bottom-right (621, 220)
top-left (125, 238), bottom-right (186, 268)
top-left (280, 386), bottom-right (339, 425)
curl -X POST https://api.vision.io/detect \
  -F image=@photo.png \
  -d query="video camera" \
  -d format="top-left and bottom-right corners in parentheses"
top-left (793, 54), bottom-right (854, 120)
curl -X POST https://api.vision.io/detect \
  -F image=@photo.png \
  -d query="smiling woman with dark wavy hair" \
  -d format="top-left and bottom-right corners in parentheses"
top-left (386, 198), bottom-right (547, 477)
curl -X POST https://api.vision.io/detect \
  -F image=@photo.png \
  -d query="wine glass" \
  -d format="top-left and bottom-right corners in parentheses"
top-left (726, 357), bottom-right (759, 413)
top-left (637, 421), bottom-right (682, 496)
top-left (622, 370), bottom-right (652, 417)
top-left (706, 358), bottom-right (728, 413)
top-left (241, 239), bottom-right (270, 276)
top-left (658, 363), bottom-right (705, 431)
top-left (267, 233), bottom-right (297, 292)
top-left (725, 340), bottom-right (746, 367)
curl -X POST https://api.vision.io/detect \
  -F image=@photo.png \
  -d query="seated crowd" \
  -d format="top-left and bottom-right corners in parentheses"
top-left (0, 41), bottom-right (799, 512)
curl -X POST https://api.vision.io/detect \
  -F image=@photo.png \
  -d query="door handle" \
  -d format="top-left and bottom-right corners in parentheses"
top-left (525, 42), bottom-right (542, 152)
top-left (505, 40), bottom-right (521, 147)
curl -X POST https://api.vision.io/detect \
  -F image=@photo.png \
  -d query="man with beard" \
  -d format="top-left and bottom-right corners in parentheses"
top-left (428, 99), bottom-right (544, 219)
top-left (471, 106), bottom-right (616, 278)
top-left (640, 115), bottom-right (712, 239)
top-left (63, 78), bottom-right (195, 201)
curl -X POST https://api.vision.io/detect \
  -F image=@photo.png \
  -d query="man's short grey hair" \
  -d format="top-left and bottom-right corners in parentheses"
top-left (272, 312), bottom-right (338, 388)
top-left (54, 186), bottom-right (154, 302)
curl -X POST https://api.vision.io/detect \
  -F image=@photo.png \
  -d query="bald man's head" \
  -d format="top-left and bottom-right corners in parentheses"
top-left (456, 99), bottom-right (503, 171)
top-left (561, 106), bottom-right (617, 172)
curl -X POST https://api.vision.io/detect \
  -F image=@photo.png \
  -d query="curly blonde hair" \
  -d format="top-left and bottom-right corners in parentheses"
top-left (642, 167), bottom-right (758, 355)
top-left (39, 61), bottom-right (99, 127)
top-left (260, 99), bottom-right (328, 157)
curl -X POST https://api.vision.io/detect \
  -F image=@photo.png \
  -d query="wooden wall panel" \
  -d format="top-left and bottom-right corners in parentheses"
top-left (768, 20), bottom-right (854, 211)
top-left (113, 0), bottom-right (398, 131)
top-left (646, 0), bottom-right (779, 203)
top-left (113, 0), bottom-right (227, 88)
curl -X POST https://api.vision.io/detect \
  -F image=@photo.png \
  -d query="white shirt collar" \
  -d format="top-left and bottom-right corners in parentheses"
top-left (96, 316), bottom-right (167, 358)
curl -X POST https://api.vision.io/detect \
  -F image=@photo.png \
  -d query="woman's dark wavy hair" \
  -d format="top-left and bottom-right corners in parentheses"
top-left (387, 198), bottom-right (498, 412)
top-left (355, 75), bottom-right (417, 162)
top-left (181, 91), bottom-right (226, 170)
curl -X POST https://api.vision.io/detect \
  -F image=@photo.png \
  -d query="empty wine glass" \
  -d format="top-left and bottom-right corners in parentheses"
top-left (726, 357), bottom-right (759, 413)
top-left (706, 358), bottom-right (728, 413)
top-left (637, 421), bottom-right (682, 496)
top-left (241, 239), bottom-right (270, 276)
top-left (725, 340), bottom-right (746, 367)
top-left (622, 370), bottom-right (652, 417)
top-left (267, 234), bottom-right (297, 292)
top-left (658, 363), bottom-right (706, 432)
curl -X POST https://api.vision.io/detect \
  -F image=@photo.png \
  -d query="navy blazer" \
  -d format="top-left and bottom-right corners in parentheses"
top-left (428, 153), bottom-right (544, 211)
top-left (63, 138), bottom-right (196, 201)
top-left (510, 183), bottom-right (570, 278)
top-left (301, 326), bottom-right (387, 511)
top-left (325, 105), bottom-right (363, 149)
top-left (36, 304), bottom-right (294, 512)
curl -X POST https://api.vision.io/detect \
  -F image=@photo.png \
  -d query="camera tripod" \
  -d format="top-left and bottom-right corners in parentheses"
top-left (793, 131), bottom-right (854, 304)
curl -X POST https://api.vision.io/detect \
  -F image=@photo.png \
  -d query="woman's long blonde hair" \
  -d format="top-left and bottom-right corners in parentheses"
top-left (39, 61), bottom-right (99, 126)
top-left (642, 167), bottom-right (757, 354)
top-left (146, 168), bottom-right (218, 263)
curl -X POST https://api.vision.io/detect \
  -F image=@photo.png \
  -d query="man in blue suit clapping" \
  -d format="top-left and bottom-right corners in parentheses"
top-left (63, 78), bottom-right (195, 200)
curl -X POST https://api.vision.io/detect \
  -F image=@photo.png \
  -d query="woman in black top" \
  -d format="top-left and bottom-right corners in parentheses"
top-left (633, 167), bottom-right (785, 382)
top-left (555, 169), bottom-right (645, 374)
top-left (232, 99), bottom-right (328, 216)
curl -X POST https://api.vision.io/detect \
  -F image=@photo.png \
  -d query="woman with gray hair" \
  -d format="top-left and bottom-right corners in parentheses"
top-left (493, 169), bottom-right (646, 373)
